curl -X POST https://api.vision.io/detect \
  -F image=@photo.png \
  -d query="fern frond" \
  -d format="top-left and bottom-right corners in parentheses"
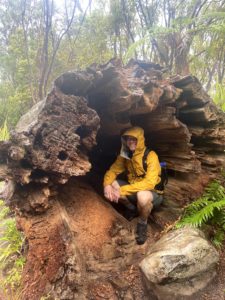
top-left (176, 200), bottom-right (225, 228)
top-left (184, 196), bottom-right (210, 214)
top-left (175, 179), bottom-right (225, 248)
top-left (212, 229), bottom-right (225, 248)
top-left (205, 181), bottom-right (225, 200)
top-left (211, 209), bottom-right (225, 226)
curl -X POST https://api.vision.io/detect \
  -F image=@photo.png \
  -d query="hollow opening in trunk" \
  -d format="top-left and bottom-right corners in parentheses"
top-left (76, 126), bottom-right (92, 138)
top-left (78, 85), bottom-right (202, 208)
top-left (58, 151), bottom-right (68, 161)
top-left (51, 61), bottom-right (222, 205)
top-left (86, 102), bottom-right (188, 209)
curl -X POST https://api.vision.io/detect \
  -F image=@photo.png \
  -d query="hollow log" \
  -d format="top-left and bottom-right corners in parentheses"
top-left (0, 58), bottom-right (225, 299)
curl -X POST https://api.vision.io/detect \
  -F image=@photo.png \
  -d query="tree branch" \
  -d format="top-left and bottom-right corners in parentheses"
top-left (43, 0), bottom-right (78, 96)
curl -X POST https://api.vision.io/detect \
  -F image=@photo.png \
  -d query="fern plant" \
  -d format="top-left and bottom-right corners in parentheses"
top-left (176, 179), bottom-right (225, 247)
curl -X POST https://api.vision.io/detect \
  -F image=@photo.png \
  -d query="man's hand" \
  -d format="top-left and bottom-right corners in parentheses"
top-left (104, 185), bottom-right (114, 201)
top-left (112, 187), bottom-right (120, 203)
top-left (104, 185), bottom-right (120, 202)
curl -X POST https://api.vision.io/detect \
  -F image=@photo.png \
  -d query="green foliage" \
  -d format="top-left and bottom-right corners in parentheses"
top-left (0, 0), bottom-right (224, 128)
top-left (61, 10), bottom-right (114, 70)
top-left (0, 200), bottom-right (25, 293)
top-left (213, 83), bottom-right (225, 111)
top-left (0, 119), bottom-right (10, 141)
top-left (0, 119), bottom-right (24, 295)
top-left (0, 200), bottom-right (10, 219)
top-left (176, 180), bottom-right (225, 247)
top-left (124, 37), bottom-right (146, 63)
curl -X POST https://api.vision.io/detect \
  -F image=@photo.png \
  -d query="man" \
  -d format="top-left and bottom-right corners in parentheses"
top-left (103, 126), bottom-right (163, 245)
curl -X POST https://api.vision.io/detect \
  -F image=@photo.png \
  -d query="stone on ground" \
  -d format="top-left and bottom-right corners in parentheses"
top-left (140, 227), bottom-right (219, 300)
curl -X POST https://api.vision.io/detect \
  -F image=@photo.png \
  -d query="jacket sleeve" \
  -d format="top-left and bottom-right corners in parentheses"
top-left (103, 155), bottom-right (126, 187)
top-left (120, 151), bottom-right (161, 196)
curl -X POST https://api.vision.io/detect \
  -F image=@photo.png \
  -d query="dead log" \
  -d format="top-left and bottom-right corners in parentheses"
top-left (1, 89), bottom-right (99, 183)
top-left (0, 58), bottom-right (225, 299)
top-left (17, 178), bottom-right (154, 299)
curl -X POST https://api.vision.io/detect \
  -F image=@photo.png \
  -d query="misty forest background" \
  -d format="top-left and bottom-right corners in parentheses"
top-left (0, 0), bottom-right (224, 133)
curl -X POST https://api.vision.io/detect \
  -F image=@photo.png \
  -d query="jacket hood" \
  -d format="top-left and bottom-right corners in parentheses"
top-left (120, 126), bottom-right (145, 159)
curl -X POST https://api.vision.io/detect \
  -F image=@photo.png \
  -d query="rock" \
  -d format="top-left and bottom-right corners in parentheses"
top-left (140, 227), bottom-right (219, 299)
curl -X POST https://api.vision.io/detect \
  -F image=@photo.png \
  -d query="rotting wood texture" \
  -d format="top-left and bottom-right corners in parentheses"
top-left (0, 59), bottom-right (225, 299)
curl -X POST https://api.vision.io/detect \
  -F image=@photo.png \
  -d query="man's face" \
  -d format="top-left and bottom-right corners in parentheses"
top-left (125, 136), bottom-right (137, 152)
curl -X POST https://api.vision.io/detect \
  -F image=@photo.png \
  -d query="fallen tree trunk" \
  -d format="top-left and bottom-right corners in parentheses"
top-left (0, 59), bottom-right (225, 299)
top-left (18, 178), bottom-right (152, 299)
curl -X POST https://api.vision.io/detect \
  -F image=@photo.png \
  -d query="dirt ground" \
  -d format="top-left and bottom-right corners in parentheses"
top-left (199, 246), bottom-right (225, 300)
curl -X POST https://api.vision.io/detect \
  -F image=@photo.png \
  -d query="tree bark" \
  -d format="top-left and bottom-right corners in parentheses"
top-left (0, 58), bottom-right (225, 299)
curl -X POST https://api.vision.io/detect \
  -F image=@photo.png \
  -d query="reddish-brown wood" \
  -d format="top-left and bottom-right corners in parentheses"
top-left (0, 59), bottom-right (224, 299)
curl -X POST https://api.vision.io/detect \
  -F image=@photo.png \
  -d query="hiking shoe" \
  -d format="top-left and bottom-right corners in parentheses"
top-left (136, 222), bottom-right (147, 245)
top-left (124, 207), bottom-right (138, 221)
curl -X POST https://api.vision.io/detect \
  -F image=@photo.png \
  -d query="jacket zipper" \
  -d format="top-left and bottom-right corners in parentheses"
top-left (130, 160), bottom-right (137, 182)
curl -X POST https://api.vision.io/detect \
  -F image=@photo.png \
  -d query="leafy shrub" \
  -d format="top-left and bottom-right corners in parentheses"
top-left (176, 179), bottom-right (225, 247)
top-left (0, 200), bottom-right (25, 294)
top-left (0, 119), bottom-right (10, 141)
top-left (0, 121), bottom-right (25, 297)
top-left (212, 82), bottom-right (225, 112)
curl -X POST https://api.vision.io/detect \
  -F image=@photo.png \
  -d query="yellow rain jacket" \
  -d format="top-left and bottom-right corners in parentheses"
top-left (103, 127), bottom-right (161, 196)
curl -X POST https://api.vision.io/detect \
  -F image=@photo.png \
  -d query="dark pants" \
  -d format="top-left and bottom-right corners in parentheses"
top-left (117, 180), bottom-right (164, 208)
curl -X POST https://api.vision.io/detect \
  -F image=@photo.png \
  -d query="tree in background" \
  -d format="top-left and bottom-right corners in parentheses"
top-left (0, 0), bottom-right (83, 127)
top-left (0, 0), bottom-right (224, 129)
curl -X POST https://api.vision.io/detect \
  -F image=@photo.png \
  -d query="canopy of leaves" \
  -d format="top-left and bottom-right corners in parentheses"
top-left (0, 0), bottom-right (224, 128)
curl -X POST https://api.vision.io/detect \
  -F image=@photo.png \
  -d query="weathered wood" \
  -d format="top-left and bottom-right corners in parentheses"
top-left (0, 179), bottom-right (15, 202)
top-left (0, 165), bottom-right (12, 180)
top-left (0, 58), bottom-right (225, 299)
top-left (18, 179), bottom-right (152, 300)
top-left (0, 88), bottom-right (100, 188)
